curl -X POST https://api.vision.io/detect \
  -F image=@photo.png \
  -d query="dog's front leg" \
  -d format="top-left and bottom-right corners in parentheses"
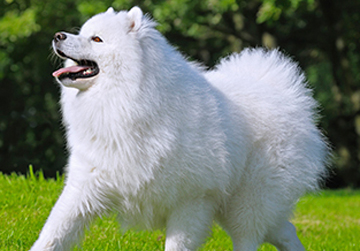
top-left (30, 178), bottom-right (99, 251)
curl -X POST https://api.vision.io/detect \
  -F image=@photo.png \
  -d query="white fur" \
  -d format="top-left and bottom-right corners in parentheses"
top-left (31, 7), bottom-right (328, 251)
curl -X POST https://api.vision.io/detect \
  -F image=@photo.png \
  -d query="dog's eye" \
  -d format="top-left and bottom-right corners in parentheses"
top-left (91, 36), bottom-right (103, 43)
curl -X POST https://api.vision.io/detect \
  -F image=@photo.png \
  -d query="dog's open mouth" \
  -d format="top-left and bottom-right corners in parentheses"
top-left (53, 50), bottom-right (99, 81)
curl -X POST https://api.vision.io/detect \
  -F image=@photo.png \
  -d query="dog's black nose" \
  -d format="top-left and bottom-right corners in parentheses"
top-left (54, 32), bottom-right (67, 42)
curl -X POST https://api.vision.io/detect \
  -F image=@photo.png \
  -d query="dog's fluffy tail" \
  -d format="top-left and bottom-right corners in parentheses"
top-left (205, 48), bottom-right (320, 125)
top-left (207, 48), bottom-right (313, 106)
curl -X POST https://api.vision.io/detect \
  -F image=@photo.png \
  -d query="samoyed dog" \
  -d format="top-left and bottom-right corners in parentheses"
top-left (31, 6), bottom-right (328, 251)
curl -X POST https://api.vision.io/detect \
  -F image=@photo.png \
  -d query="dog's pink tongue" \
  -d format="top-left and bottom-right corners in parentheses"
top-left (52, 65), bottom-right (89, 77)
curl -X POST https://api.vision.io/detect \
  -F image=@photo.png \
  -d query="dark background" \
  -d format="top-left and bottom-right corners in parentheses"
top-left (1, 0), bottom-right (360, 188)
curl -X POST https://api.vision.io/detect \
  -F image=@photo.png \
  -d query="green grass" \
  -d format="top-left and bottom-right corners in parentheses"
top-left (1, 169), bottom-right (359, 250)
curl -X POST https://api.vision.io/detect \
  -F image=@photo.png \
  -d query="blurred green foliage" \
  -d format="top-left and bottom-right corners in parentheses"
top-left (1, 0), bottom-right (359, 187)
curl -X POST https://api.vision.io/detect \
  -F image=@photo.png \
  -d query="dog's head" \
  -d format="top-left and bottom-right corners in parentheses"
top-left (52, 7), bottom-right (145, 91)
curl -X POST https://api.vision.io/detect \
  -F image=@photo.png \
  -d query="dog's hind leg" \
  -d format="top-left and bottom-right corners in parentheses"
top-left (165, 197), bottom-right (216, 251)
top-left (30, 178), bottom-right (103, 251)
top-left (265, 221), bottom-right (305, 251)
top-left (218, 200), bottom-right (265, 251)
top-left (217, 173), bottom-right (292, 251)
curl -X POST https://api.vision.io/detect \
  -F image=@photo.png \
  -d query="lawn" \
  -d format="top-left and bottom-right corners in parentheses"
top-left (0, 169), bottom-right (359, 250)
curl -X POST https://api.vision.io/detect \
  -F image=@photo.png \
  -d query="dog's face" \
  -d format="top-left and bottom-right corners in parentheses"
top-left (52, 7), bottom-right (144, 90)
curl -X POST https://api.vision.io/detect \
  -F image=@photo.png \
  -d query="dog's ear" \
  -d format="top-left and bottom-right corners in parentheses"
top-left (106, 7), bottom-right (115, 14)
top-left (127, 6), bottom-right (143, 32)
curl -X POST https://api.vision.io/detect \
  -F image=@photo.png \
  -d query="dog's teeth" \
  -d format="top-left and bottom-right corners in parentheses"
top-left (83, 68), bottom-right (93, 75)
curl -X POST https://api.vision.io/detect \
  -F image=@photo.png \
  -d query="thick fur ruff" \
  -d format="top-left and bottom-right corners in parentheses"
top-left (31, 7), bottom-right (328, 251)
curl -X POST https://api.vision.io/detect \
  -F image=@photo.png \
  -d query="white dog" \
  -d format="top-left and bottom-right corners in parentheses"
top-left (31, 6), bottom-right (328, 251)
